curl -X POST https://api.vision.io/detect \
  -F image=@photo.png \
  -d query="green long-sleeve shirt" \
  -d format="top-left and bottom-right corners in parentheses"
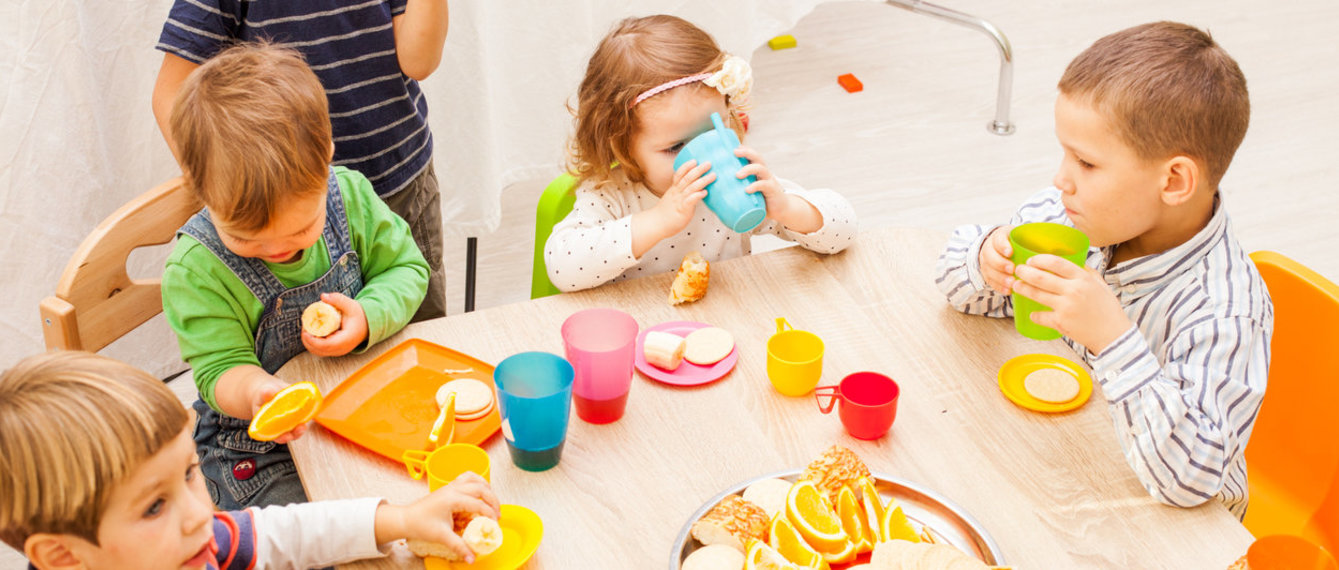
top-left (163, 167), bottom-right (429, 411)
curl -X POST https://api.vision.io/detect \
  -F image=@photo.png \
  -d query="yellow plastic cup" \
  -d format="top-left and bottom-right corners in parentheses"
top-left (766, 318), bottom-right (824, 396)
top-left (1009, 223), bottom-right (1090, 340)
top-left (402, 443), bottom-right (491, 491)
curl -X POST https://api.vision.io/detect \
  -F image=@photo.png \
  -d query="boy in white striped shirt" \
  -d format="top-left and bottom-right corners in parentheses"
top-left (934, 22), bottom-right (1272, 519)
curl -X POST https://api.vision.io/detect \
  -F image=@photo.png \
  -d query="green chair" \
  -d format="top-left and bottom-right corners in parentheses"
top-left (531, 173), bottom-right (578, 298)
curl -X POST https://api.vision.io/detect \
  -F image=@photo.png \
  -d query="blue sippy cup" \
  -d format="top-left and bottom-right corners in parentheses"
top-left (673, 112), bottom-right (767, 233)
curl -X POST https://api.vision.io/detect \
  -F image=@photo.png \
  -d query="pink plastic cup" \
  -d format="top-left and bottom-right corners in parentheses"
top-left (814, 372), bottom-right (900, 440)
top-left (562, 308), bottom-right (639, 424)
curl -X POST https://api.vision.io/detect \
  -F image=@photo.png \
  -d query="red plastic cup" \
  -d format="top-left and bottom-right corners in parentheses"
top-left (1246, 535), bottom-right (1338, 570)
top-left (814, 372), bottom-right (900, 440)
top-left (562, 308), bottom-right (639, 424)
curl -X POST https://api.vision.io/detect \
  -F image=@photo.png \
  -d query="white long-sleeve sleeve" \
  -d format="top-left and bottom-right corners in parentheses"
top-left (545, 175), bottom-right (856, 292)
top-left (250, 497), bottom-right (388, 569)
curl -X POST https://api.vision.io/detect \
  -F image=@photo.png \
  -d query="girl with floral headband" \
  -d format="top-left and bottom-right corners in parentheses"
top-left (545, 14), bottom-right (857, 293)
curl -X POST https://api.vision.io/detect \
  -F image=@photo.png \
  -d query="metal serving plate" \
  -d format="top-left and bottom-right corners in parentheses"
top-left (670, 469), bottom-right (1005, 568)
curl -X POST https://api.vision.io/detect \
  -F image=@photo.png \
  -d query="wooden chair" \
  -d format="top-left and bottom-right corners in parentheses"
top-left (40, 178), bottom-right (198, 352)
top-left (1243, 251), bottom-right (1339, 553)
top-left (530, 173), bottom-right (577, 299)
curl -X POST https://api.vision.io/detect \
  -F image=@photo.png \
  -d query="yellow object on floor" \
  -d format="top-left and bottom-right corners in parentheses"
top-left (769, 34), bottom-right (797, 50)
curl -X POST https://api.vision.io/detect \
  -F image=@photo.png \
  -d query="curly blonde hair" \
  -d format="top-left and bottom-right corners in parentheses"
top-left (567, 15), bottom-right (745, 188)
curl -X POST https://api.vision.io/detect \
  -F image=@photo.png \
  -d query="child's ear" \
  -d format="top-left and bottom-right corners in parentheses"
top-left (1159, 155), bottom-right (1199, 207)
top-left (24, 534), bottom-right (85, 570)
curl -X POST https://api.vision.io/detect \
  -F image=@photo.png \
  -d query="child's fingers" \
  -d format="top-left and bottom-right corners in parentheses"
top-left (1011, 274), bottom-right (1062, 307)
top-left (735, 162), bottom-right (768, 180)
top-left (734, 145), bottom-right (764, 165)
top-left (1026, 254), bottom-right (1085, 278)
top-left (990, 226), bottom-right (1014, 258)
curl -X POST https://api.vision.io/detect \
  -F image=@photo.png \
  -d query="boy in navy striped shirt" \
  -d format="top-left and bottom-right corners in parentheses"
top-left (935, 22), bottom-right (1272, 518)
top-left (151, 0), bottom-right (450, 322)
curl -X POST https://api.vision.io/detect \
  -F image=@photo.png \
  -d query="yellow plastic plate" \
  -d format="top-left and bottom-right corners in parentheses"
top-left (424, 504), bottom-right (544, 570)
top-left (997, 353), bottom-right (1093, 413)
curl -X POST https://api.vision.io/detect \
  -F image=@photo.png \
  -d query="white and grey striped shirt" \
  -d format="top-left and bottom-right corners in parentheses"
top-left (934, 188), bottom-right (1273, 518)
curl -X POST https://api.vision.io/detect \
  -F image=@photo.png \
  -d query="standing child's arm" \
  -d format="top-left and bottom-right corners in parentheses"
top-left (150, 53), bottom-right (201, 163)
top-left (392, 0), bottom-right (450, 80)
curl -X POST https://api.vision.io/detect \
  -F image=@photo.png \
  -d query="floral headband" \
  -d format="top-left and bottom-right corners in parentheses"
top-left (630, 55), bottom-right (753, 112)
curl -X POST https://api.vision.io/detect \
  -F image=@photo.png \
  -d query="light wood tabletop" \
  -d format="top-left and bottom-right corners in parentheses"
top-left (282, 227), bottom-right (1254, 569)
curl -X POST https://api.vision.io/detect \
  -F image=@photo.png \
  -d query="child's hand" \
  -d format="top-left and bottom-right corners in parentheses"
top-left (250, 378), bottom-right (311, 444)
top-left (735, 146), bottom-right (821, 232)
top-left (1013, 254), bottom-right (1132, 353)
top-left (634, 159), bottom-right (713, 257)
top-left (302, 292), bottom-right (368, 357)
top-left (378, 472), bottom-right (502, 562)
top-left (978, 226), bottom-right (1016, 295)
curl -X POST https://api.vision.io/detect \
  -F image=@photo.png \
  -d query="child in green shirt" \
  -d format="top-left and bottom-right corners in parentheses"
top-left (161, 43), bottom-right (428, 510)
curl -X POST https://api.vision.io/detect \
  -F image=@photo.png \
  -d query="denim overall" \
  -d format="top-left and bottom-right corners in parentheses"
top-left (180, 169), bottom-right (363, 509)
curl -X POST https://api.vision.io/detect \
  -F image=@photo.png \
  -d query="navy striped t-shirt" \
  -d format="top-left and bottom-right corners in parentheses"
top-left (156, 0), bottom-right (433, 198)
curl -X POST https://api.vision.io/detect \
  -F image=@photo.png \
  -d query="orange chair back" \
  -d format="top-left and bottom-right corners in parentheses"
top-left (1243, 251), bottom-right (1339, 553)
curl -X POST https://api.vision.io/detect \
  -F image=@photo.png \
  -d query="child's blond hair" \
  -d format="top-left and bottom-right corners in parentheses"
top-left (0, 351), bottom-right (189, 549)
top-left (170, 41), bottom-right (333, 232)
top-left (568, 15), bottom-right (744, 188)
top-left (1059, 21), bottom-right (1249, 190)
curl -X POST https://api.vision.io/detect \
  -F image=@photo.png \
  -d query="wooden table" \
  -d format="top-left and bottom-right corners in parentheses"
top-left (283, 227), bottom-right (1253, 569)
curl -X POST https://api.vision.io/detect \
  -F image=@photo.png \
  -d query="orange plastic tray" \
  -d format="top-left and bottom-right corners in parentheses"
top-left (315, 338), bottom-right (500, 464)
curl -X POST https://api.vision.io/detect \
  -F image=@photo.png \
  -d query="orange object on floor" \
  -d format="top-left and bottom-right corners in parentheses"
top-left (837, 73), bottom-right (863, 93)
top-left (1243, 251), bottom-right (1339, 554)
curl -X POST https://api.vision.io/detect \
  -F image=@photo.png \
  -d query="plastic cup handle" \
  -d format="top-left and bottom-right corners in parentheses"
top-left (776, 317), bottom-right (792, 334)
top-left (814, 385), bottom-right (841, 414)
top-left (402, 449), bottom-right (429, 480)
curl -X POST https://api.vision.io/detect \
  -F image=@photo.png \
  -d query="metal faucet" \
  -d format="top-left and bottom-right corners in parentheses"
top-left (885, 0), bottom-right (1016, 135)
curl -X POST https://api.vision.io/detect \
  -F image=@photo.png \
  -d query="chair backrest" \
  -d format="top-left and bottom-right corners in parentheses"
top-left (530, 173), bottom-right (578, 299)
top-left (1243, 251), bottom-right (1339, 552)
top-left (40, 178), bottom-right (198, 352)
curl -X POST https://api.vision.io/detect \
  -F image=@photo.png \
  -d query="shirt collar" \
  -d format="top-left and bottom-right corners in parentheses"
top-left (1098, 195), bottom-right (1228, 299)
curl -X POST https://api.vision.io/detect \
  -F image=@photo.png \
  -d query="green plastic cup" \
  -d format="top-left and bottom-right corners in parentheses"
top-left (1009, 223), bottom-right (1090, 340)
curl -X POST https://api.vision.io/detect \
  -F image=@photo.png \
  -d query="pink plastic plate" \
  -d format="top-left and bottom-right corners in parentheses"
top-left (634, 321), bottom-right (738, 386)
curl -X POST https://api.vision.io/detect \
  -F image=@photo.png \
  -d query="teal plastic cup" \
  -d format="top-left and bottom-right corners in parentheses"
top-left (673, 112), bottom-right (767, 233)
top-left (494, 352), bottom-right (574, 471)
top-left (1009, 223), bottom-right (1090, 340)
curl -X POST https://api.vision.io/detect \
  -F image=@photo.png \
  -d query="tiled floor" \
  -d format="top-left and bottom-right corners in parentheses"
top-left (6, 0), bottom-right (1338, 566)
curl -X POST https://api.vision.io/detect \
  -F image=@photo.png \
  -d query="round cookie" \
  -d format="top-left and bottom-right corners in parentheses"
top-left (1023, 368), bottom-right (1080, 404)
top-left (683, 327), bottom-right (734, 366)
top-left (436, 378), bottom-right (494, 416)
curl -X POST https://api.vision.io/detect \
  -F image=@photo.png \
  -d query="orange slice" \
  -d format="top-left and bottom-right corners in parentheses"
top-left (856, 478), bottom-right (885, 544)
top-left (879, 497), bottom-right (921, 543)
top-left (817, 538), bottom-right (858, 565)
top-left (785, 480), bottom-right (848, 553)
top-left (836, 486), bottom-right (873, 554)
top-left (248, 381), bottom-right (322, 441)
top-left (745, 538), bottom-right (801, 570)
top-left (768, 515), bottom-right (830, 569)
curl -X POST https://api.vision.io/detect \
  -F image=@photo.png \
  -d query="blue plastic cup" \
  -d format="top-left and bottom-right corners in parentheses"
top-left (494, 352), bottom-right (574, 472)
top-left (673, 112), bottom-right (767, 233)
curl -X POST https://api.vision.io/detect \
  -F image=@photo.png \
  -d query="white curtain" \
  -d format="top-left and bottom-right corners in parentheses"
top-left (0, 0), bottom-right (831, 376)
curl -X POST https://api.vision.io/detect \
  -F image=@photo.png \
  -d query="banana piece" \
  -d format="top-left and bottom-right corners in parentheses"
top-left (643, 331), bottom-right (686, 370)
top-left (406, 516), bottom-right (503, 561)
top-left (461, 516), bottom-right (503, 557)
top-left (301, 301), bottom-right (342, 337)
